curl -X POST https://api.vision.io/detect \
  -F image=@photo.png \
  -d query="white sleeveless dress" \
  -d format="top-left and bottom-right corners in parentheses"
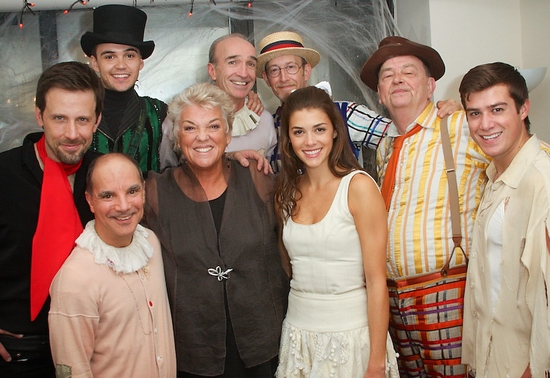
top-left (276, 171), bottom-right (399, 378)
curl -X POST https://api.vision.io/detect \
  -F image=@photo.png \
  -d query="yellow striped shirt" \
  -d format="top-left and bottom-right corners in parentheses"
top-left (377, 102), bottom-right (490, 279)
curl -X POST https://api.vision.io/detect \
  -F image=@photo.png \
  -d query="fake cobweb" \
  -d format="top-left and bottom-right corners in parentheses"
top-left (0, 0), bottom-right (398, 152)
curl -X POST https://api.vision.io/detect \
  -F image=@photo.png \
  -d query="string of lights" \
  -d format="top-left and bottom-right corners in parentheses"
top-left (17, 0), bottom-right (258, 22)
top-left (16, 1), bottom-right (339, 25)
top-left (19, 0), bottom-right (35, 29)
top-left (63, 0), bottom-right (88, 15)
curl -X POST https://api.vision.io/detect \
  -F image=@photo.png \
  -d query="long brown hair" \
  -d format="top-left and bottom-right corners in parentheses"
top-left (275, 86), bottom-right (361, 221)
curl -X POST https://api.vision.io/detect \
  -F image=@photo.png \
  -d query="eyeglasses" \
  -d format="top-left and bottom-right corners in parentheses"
top-left (266, 63), bottom-right (303, 78)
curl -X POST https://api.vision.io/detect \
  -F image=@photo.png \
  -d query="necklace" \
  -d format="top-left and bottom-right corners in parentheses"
top-left (120, 270), bottom-right (153, 335)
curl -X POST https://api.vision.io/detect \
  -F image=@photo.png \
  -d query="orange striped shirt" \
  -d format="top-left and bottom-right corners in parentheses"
top-left (377, 102), bottom-right (490, 279)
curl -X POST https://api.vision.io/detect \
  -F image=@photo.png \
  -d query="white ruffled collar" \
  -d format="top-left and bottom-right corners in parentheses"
top-left (76, 221), bottom-right (153, 274)
top-left (232, 105), bottom-right (259, 137)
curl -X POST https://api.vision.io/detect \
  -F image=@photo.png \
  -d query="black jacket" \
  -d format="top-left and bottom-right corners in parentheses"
top-left (0, 132), bottom-right (97, 334)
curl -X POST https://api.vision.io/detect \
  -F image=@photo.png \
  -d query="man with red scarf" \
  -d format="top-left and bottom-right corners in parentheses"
top-left (0, 61), bottom-right (103, 377)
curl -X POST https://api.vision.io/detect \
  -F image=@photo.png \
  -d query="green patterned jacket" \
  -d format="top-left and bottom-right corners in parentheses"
top-left (91, 94), bottom-right (167, 173)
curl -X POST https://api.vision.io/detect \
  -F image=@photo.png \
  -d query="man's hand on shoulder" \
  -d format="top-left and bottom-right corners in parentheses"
top-left (246, 91), bottom-right (265, 116)
top-left (436, 99), bottom-right (462, 117)
top-left (229, 150), bottom-right (272, 175)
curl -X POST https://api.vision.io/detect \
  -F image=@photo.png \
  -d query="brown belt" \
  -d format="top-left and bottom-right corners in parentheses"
top-left (387, 265), bottom-right (468, 288)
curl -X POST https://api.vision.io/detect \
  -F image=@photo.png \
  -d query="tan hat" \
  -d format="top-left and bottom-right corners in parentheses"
top-left (256, 31), bottom-right (320, 77)
top-left (360, 36), bottom-right (445, 91)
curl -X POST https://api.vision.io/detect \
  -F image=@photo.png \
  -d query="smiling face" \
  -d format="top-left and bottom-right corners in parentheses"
top-left (90, 43), bottom-right (144, 92)
top-left (465, 83), bottom-right (530, 174)
top-left (35, 87), bottom-right (100, 164)
top-left (178, 103), bottom-right (231, 172)
top-left (288, 108), bottom-right (337, 172)
top-left (263, 54), bottom-right (311, 102)
top-left (86, 155), bottom-right (145, 248)
top-left (377, 55), bottom-right (435, 122)
top-left (207, 36), bottom-right (257, 109)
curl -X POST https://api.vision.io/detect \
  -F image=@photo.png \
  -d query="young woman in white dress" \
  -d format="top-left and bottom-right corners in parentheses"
top-left (274, 86), bottom-right (398, 378)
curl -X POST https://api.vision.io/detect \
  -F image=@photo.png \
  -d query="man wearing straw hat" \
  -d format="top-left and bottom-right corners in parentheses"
top-left (256, 31), bottom-right (460, 171)
top-left (360, 36), bottom-right (490, 377)
top-left (81, 4), bottom-right (166, 174)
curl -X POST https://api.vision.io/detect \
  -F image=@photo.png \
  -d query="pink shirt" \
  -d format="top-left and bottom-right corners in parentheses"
top-left (49, 227), bottom-right (176, 378)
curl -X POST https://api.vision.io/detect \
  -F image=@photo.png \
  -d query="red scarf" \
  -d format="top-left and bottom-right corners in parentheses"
top-left (380, 124), bottom-right (423, 210)
top-left (30, 136), bottom-right (83, 320)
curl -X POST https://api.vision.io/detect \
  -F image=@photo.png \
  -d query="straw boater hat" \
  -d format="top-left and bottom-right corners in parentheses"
top-left (360, 36), bottom-right (445, 91)
top-left (256, 31), bottom-right (321, 77)
top-left (80, 4), bottom-right (155, 59)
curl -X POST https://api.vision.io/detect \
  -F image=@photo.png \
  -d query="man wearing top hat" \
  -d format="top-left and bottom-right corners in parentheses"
top-left (360, 36), bottom-right (490, 377)
top-left (81, 4), bottom-right (166, 174)
top-left (83, 6), bottom-right (267, 174)
top-left (256, 31), bottom-right (460, 171)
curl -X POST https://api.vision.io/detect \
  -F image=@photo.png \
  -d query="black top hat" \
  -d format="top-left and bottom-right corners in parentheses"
top-left (80, 5), bottom-right (155, 59)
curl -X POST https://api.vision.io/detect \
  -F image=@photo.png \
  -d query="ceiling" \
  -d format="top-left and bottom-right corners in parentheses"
top-left (0, 0), bottom-right (243, 13)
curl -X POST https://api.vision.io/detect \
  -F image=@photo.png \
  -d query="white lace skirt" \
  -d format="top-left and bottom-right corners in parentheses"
top-left (276, 289), bottom-right (399, 378)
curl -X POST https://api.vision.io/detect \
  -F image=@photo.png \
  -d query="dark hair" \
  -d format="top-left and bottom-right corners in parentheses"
top-left (90, 44), bottom-right (142, 60)
top-left (275, 86), bottom-right (361, 221)
top-left (208, 33), bottom-right (249, 65)
top-left (459, 62), bottom-right (530, 131)
top-left (36, 61), bottom-right (104, 119)
top-left (86, 153), bottom-right (144, 195)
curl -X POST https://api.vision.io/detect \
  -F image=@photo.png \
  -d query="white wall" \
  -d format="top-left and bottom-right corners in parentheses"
top-left (521, 0), bottom-right (550, 140)
top-left (395, 0), bottom-right (430, 46)
top-left (395, 0), bottom-right (550, 141)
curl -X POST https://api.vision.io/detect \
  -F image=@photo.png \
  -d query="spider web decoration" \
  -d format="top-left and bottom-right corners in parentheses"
top-left (0, 0), bottom-right (398, 151)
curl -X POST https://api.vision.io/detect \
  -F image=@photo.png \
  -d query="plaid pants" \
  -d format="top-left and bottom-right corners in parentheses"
top-left (387, 269), bottom-right (467, 378)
